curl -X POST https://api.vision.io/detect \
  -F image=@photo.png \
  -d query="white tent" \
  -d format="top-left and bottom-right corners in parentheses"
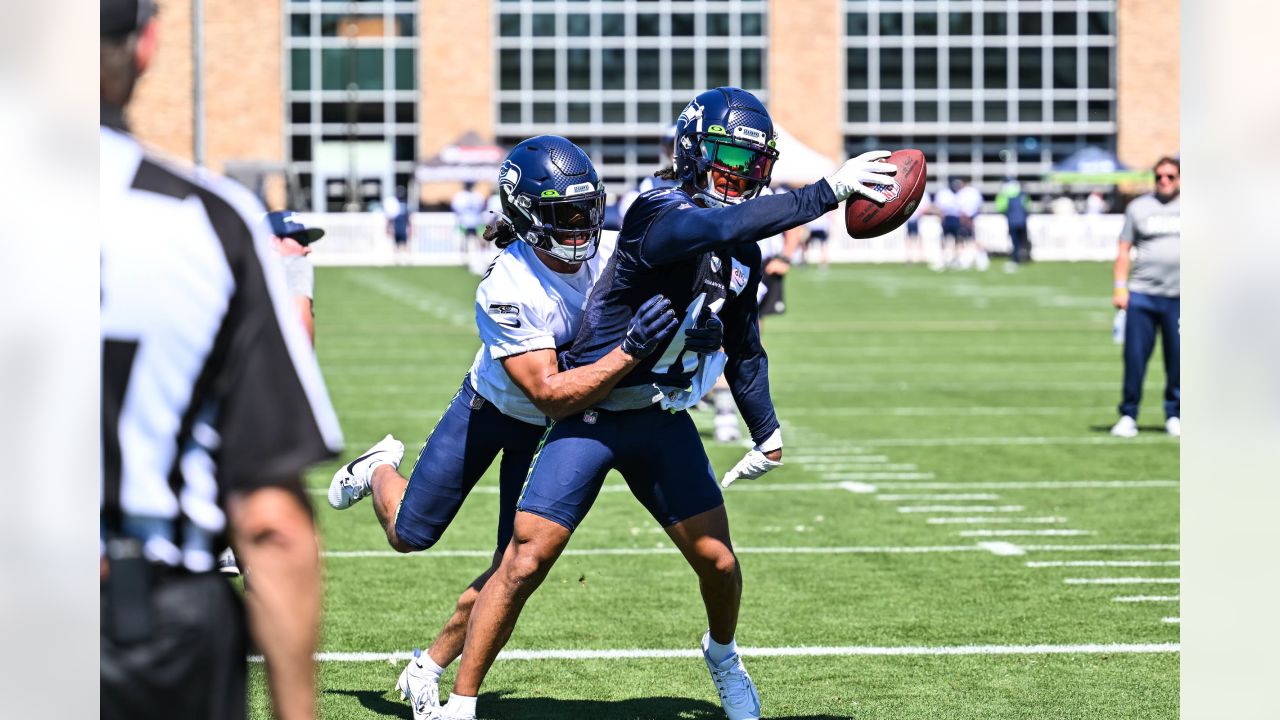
top-left (769, 125), bottom-right (837, 187)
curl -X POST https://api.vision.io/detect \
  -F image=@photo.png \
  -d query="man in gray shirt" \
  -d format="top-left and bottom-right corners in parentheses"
top-left (1110, 157), bottom-right (1180, 438)
top-left (267, 211), bottom-right (325, 345)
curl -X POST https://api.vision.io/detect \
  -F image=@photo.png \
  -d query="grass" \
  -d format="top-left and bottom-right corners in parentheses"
top-left (250, 260), bottom-right (1178, 719)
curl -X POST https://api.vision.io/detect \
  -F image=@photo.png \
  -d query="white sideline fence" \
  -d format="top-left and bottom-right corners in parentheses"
top-left (300, 212), bottom-right (1126, 267)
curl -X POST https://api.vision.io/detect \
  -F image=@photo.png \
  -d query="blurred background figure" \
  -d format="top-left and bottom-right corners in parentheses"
top-left (957, 177), bottom-right (988, 271)
top-left (384, 188), bottom-right (412, 265)
top-left (1086, 190), bottom-right (1109, 215)
top-left (1110, 157), bottom-right (1181, 439)
top-left (267, 211), bottom-right (325, 346)
top-left (617, 124), bottom-right (680, 224)
top-left (996, 177), bottom-right (1030, 271)
top-left (803, 208), bottom-right (832, 270)
top-left (904, 189), bottom-right (931, 264)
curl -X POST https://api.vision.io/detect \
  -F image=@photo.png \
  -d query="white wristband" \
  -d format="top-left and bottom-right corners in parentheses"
top-left (755, 427), bottom-right (783, 454)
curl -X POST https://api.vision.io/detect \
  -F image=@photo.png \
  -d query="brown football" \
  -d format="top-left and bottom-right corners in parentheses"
top-left (843, 149), bottom-right (928, 239)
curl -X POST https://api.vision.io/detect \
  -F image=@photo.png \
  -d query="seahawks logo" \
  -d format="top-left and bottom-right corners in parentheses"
top-left (499, 160), bottom-right (522, 200)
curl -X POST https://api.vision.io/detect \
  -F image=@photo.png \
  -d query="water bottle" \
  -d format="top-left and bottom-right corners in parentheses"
top-left (1112, 309), bottom-right (1126, 345)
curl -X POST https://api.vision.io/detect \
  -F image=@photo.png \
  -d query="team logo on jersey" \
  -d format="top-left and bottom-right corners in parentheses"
top-left (488, 303), bottom-right (521, 328)
top-left (499, 160), bottom-right (522, 200)
top-left (729, 258), bottom-right (749, 296)
top-left (873, 182), bottom-right (901, 203)
top-left (583, 410), bottom-right (598, 424)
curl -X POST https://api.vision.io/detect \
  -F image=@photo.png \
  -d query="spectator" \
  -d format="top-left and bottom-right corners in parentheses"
top-left (267, 211), bottom-right (324, 346)
top-left (904, 189), bottom-right (931, 264)
top-left (385, 188), bottom-right (412, 264)
top-left (100, 2), bottom-right (341, 718)
top-left (1110, 157), bottom-right (1181, 438)
top-left (995, 177), bottom-right (1030, 270)
top-left (451, 181), bottom-right (487, 262)
top-left (956, 177), bottom-right (988, 270)
top-left (1086, 190), bottom-right (1109, 215)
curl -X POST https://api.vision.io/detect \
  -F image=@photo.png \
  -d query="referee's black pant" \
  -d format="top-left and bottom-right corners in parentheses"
top-left (102, 571), bottom-right (248, 720)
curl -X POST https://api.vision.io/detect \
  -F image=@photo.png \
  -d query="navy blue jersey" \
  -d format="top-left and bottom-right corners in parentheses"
top-left (563, 181), bottom-right (837, 443)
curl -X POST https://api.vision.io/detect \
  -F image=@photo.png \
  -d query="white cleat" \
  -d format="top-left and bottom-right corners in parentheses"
top-left (702, 633), bottom-right (761, 720)
top-left (1110, 416), bottom-right (1138, 438)
top-left (328, 434), bottom-right (404, 509)
top-left (396, 651), bottom-right (441, 719)
top-left (1166, 417), bottom-right (1181, 437)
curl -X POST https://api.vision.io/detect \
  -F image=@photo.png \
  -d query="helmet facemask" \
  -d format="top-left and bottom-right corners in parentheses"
top-left (508, 186), bottom-right (606, 264)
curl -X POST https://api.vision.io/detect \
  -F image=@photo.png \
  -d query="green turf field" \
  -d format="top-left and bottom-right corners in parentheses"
top-left (251, 261), bottom-right (1178, 719)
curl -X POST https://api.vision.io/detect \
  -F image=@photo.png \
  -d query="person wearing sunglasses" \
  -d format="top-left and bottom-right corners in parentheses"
top-left (438, 88), bottom-right (896, 720)
top-left (1111, 156), bottom-right (1181, 438)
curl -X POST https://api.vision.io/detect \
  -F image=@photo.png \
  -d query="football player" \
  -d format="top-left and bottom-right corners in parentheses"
top-left (439, 88), bottom-right (895, 720)
top-left (326, 136), bottom-right (721, 719)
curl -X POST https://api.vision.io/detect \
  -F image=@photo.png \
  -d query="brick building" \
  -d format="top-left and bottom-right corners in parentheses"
top-left (129, 0), bottom-right (1179, 211)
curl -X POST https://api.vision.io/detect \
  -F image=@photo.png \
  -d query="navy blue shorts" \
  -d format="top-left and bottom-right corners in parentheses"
top-left (394, 378), bottom-right (548, 551)
top-left (516, 406), bottom-right (724, 532)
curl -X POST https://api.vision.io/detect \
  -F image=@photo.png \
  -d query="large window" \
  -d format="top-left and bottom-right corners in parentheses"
top-left (842, 0), bottom-right (1118, 198)
top-left (494, 0), bottom-right (769, 190)
top-left (285, 0), bottom-right (419, 211)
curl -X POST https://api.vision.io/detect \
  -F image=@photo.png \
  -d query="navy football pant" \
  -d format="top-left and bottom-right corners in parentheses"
top-left (1119, 291), bottom-right (1180, 421)
top-left (517, 406), bottom-right (724, 532)
top-left (394, 378), bottom-right (547, 551)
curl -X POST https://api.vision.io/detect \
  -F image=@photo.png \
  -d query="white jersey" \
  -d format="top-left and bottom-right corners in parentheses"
top-left (467, 234), bottom-right (618, 425)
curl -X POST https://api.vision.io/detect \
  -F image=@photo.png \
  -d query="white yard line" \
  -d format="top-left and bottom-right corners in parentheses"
top-left (960, 529), bottom-right (1093, 537)
top-left (872, 480), bottom-right (1178, 491)
top-left (1162, 618), bottom-right (1180, 624)
top-left (976, 541), bottom-right (1026, 556)
top-left (323, 543), bottom-right (1027, 559)
top-left (1113, 596), bottom-right (1180, 603)
top-left (1027, 561), bottom-right (1180, 568)
top-left (822, 472), bottom-right (936, 480)
top-left (262, 642), bottom-right (1179, 664)
top-left (794, 456), bottom-right (891, 465)
top-left (877, 493), bottom-right (1001, 501)
top-left (928, 516), bottom-right (1065, 524)
top-left (800, 407), bottom-right (1091, 417)
top-left (845, 436), bottom-right (1178, 447)
top-left (1022, 544), bottom-right (1178, 552)
top-left (899, 505), bottom-right (1025, 513)
top-left (1064, 578), bottom-right (1181, 585)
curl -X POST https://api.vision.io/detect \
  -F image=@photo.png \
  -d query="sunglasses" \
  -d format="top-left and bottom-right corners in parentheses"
top-left (1156, 173), bottom-right (1178, 180)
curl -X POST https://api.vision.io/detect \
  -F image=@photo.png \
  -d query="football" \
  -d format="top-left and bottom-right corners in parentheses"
top-left (843, 149), bottom-right (928, 239)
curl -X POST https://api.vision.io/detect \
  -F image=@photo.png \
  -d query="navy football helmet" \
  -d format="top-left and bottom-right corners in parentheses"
top-left (673, 87), bottom-right (779, 207)
top-left (495, 135), bottom-right (606, 263)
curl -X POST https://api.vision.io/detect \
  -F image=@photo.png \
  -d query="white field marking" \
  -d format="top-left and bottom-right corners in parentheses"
top-left (838, 482), bottom-right (877, 493)
top-left (1162, 618), bottom-right (1181, 624)
top-left (1064, 578), bottom-right (1181, 585)
top-left (961, 529), bottom-right (1093, 537)
top-left (872, 480), bottom-right (1178, 491)
top-left (839, 436), bottom-right (1178, 447)
top-left (822, 472), bottom-right (936, 481)
top-left (346, 273), bottom-right (473, 327)
top-left (928, 516), bottom-right (1066, 525)
top-left (811, 382), bottom-right (1164, 393)
top-left (799, 406), bottom-right (1093, 417)
top-left (899, 505), bottom-right (1025, 513)
top-left (805, 464), bottom-right (921, 472)
top-left (323, 544), bottom-right (1010, 559)
top-left (788, 447), bottom-right (872, 455)
top-left (1023, 544), bottom-right (1179, 552)
top-left (794, 455), bottom-right (890, 465)
top-left (251, 642), bottom-right (1180, 664)
top-left (1113, 596), bottom-right (1181, 603)
top-left (1026, 560), bottom-right (1180, 568)
top-left (877, 493), bottom-right (1000, 501)
top-left (976, 541), bottom-right (1026, 557)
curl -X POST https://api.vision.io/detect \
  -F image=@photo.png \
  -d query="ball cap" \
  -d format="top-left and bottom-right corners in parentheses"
top-left (101, 0), bottom-right (155, 37)
top-left (266, 211), bottom-right (325, 245)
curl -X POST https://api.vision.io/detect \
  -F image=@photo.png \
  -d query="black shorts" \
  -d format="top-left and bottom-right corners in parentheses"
top-left (102, 571), bottom-right (248, 720)
top-left (394, 233), bottom-right (409, 246)
top-left (760, 273), bottom-right (786, 316)
top-left (806, 229), bottom-right (829, 245)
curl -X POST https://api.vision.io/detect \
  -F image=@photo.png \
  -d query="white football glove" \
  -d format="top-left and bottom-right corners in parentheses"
top-left (721, 449), bottom-right (783, 488)
top-left (823, 150), bottom-right (898, 204)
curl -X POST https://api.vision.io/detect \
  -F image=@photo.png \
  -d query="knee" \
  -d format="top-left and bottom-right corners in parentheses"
top-left (387, 522), bottom-right (432, 554)
top-left (504, 542), bottom-right (556, 590)
top-left (695, 547), bottom-right (740, 583)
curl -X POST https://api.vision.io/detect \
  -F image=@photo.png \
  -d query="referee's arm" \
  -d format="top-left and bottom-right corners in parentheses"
top-left (228, 487), bottom-right (320, 720)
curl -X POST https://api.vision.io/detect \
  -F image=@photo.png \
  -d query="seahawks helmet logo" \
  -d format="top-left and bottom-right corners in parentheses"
top-left (499, 160), bottom-right (522, 200)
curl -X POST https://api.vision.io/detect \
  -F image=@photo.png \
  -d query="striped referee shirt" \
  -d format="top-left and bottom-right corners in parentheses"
top-left (101, 114), bottom-right (342, 572)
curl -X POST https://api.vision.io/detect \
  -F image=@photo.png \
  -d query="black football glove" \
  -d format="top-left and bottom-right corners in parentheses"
top-left (682, 314), bottom-right (723, 355)
top-left (620, 295), bottom-right (678, 359)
